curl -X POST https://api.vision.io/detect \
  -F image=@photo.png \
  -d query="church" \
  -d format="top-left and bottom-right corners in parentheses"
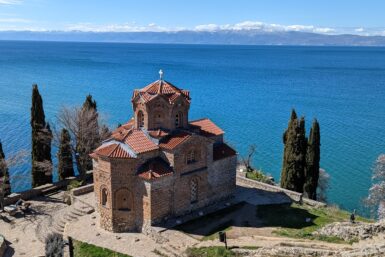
top-left (91, 71), bottom-right (237, 232)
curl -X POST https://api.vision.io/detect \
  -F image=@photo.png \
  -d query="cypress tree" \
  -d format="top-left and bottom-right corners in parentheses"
top-left (57, 128), bottom-right (74, 180)
top-left (280, 109), bottom-right (307, 192)
top-left (304, 119), bottom-right (321, 200)
top-left (31, 84), bottom-right (52, 187)
top-left (0, 141), bottom-right (11, 196)
top-left (76, 94), bottom-right (100, 177)
top-left (82, 94), bottom-right (97, 110)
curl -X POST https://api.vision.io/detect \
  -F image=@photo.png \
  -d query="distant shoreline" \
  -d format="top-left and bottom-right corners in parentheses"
top-left (1, 39), bottom-right (385, 48)
top-left (1, 30), bottom-right (385, 47)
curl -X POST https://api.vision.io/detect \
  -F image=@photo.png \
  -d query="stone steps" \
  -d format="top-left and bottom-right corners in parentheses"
top-left (35, 197), bottom-right (95, 243)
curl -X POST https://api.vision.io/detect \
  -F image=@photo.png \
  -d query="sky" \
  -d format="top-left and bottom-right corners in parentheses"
top-left (0, 0), bottom-right (384, 35)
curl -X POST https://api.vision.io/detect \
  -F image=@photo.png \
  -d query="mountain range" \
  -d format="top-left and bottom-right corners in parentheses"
top-left (1, 30), bottom-right (385, 46)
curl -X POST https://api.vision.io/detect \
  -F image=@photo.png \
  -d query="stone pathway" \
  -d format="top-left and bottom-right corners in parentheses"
top-left (0, 192), bottom-right (68, 257)
top-left (36, 196), bottom-right (94, 243)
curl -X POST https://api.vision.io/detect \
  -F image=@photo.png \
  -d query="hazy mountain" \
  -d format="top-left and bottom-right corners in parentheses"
top-left (1, 30), bottom-right (385, 46)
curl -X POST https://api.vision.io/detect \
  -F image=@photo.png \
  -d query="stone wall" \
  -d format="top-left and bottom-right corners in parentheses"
top-left (208, 155), bottom-right (237, 201)
top-left (71, 184), bottom-right (94, 196)
top-left (237, 175), bottom-right (303, 202)
top-left (0, 235), bottom-right (5, 257)
top-left (4, 171), bottom-right (93, 206)
top-left (236, 175), bottom-right (327, 207)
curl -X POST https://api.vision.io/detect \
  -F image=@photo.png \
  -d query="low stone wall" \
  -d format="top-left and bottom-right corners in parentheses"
top-left (237, 175), bottom-right (303, 202)
top-left (71, 184), bottom-right (94, 196)
top-left (0, 235), bottom-right (6, 257)
top-left (302, 197), bottom-right (327, 208)
top-left (237, 175), bottom-right (327, 207)
top-left (4, 171), bottom-right (93, 206)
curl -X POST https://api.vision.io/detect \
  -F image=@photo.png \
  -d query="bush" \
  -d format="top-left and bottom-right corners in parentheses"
top-left (45, 233), bottom-right (64, 257)
top-left (246, 169), bottom-right (275, 185)
top-left (67, 180), bottom-right (82, 191)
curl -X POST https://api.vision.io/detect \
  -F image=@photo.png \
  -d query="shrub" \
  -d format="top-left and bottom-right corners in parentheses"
top-left (45, 233), bottom-right (64, 257)
top-left (246, 169), bottom-right (275, 185)
top-left (67, 180), bottom-right (82, 191)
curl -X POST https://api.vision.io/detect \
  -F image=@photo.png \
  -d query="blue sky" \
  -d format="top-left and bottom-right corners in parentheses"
top-left (0, 0), bottom-right (384, 35)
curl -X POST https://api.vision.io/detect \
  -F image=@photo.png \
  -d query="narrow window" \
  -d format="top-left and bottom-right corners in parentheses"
top-left (101, 188), bottom-right (108, 206)
top-left (175, 112), bottom-right (183, 128)
top-left (190, 179), bottom-right (198, 203)
top-left (175, 114), bottom-right (180, 127)
top-left (137, 111), bottom-right (144, 128)
top-left (186, 149), bottom-right (196, 164)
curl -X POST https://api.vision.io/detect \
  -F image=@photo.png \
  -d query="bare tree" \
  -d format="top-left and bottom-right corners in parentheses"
top-left (0, 150), bottom-right (28, 211)
top-left (56, 106), bottom-right (110, 179)
top-left (241, 144), bottom-right (257, 172)
top-left (317, 168), bottom-right (330, 203)
top-left (365, 154), bottom-right (385, 220)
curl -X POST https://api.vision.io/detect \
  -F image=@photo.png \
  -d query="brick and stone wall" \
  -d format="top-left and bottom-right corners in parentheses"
top-left (208, 155), bottom-right (237, 201)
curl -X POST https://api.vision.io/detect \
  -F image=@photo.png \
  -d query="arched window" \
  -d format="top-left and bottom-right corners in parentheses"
top-left (190, 179), bottom-right (198, 203)
top-left (115, 188), bottom-right (132, 211)
top-left (175, 112), bottom-right (183, 128)
top-left (137, 111), bottom-right (144, 128)
top-left (101, 188), bottom-right (108, 207)
top-left (186, 149), bottom-right (196, 164)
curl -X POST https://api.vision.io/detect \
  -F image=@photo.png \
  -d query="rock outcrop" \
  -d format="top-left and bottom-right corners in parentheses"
top-left (313, 221), bottom-right (385, 241)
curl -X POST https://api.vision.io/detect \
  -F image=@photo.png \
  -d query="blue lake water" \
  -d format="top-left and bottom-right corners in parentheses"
top-left (0, 41), bottom-right (385, 215)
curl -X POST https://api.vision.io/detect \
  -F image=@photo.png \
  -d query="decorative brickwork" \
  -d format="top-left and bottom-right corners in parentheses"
top-left (92, 73), bottom-right (237, 232)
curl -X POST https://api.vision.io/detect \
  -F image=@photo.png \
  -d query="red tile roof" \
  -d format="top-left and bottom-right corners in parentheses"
top-left (132, 80), bottom-right (190, 104)
top-left (137, 157), bottom-right (173, 180)
top-left (110, 120), bottom-right (134, 141)
top-left (159, 132), bottom-right (191, 150)
top-left (148, 129), bottom-right (169, 138)
top-left (190, 118), bottom-right (224, 137)
top-left (213, 143), bottom-right (237, 161)
top-left (124, 129), bottom-right (158, 154)
top-left (92, 143), bottom-right (133, 159)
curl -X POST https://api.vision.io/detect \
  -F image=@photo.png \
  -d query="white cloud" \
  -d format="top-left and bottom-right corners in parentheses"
top-left (0, 0), bottom-right (22, 5)
top-left (193, 21), bottom-right (335, 34)
top-left (65, 22), bottom-right (171, 32)
top-left (1, 19), bottom-right (385, 36)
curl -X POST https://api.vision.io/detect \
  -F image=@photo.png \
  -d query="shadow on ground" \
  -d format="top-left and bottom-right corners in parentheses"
top-left (174, 185), bottom-right (317, 238)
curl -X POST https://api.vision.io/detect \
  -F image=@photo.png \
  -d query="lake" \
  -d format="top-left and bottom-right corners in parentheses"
top-left (0, 41), bottom-right (385, 215)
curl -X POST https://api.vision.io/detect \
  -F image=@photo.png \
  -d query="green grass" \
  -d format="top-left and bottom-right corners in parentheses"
top-left (245, 170), bottom-right (274, 185)
top-left (73, 240), bottom-right (132, 257)
top-left (185, 246), bottom-right (240, 257)
top-left (256, 203), bottom-right (373, 243)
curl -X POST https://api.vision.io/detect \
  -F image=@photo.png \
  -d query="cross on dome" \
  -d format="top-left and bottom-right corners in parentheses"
top-left (159, 69), bottom-right (164, 80)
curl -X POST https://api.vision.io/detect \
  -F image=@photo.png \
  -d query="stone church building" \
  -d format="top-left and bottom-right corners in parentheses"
top-left (91, 71), bottom-right (237, 232)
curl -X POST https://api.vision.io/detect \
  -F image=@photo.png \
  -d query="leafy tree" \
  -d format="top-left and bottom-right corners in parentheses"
top-left (57, 128), bottom-right (74, 180)
top-left (31, 84), bottom-right (53, 187)
top-left (0, 141), bottom-right (11, 196)
top-left (365, 154), bottom-right (385, 220)
top-left (304, 119), bottom-right (321, 200)
top-left (280, 110), bottom-right (307, 192)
